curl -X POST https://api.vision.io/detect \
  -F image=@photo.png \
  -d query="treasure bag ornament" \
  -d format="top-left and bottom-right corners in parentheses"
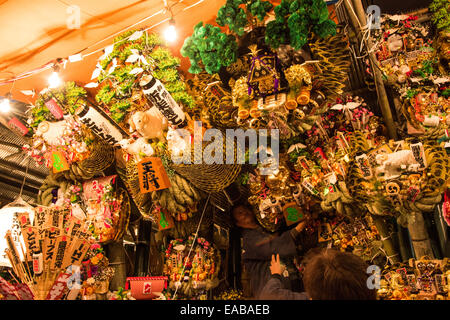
top-left (125, 276), bottom-right (167, 300)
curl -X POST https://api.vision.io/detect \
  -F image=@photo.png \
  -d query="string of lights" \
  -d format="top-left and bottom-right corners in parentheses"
top-left (0, 0), bottom-right (204, 88)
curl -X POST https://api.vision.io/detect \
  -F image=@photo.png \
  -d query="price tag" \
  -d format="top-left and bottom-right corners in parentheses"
top-left (158, 209), bottom-right (174, 231)
top-left (43, 227), bottom-right (61, 264)
top-left (45, 98), bottom-right (64, 119)
top-left (52, 151), bottom-right (70, 173)
top-left (63, 238), bottom-right (91, 267)
top-left (22, 226), bottom-right (40, 261)
top-left (282, 202), bottom-right (304, 226)
top-left (51, 235), bottom-right (70, 270)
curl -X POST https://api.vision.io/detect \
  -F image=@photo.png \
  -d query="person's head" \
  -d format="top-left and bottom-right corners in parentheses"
top-left (302, 248), bottom-right (376, 300)
top-left (232, 204), bottom-right (258, 229)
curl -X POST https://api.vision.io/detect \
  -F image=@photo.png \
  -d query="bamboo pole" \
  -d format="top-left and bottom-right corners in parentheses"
top-left (371, 215), bottom-right (401, 263)
top-left (346, 0), bottom-right (398, 140)
top-left (349, 0), bottom-right (435, 259)
top-left (408, 211), bottom-right (435, 258)
top-left (396, 225), bottom-right (414, 262)
top-left (107, 239), bottom-right (127, 291)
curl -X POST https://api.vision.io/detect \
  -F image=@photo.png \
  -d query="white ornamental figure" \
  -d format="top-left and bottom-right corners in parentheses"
top-left (375, 150), bottom-right (419, 180)
top-left (119, 137), bottom-right (154, 161)
top-left (128, 107), bottom-right (168, 141)
top-left (35, 120), bottom-right (68, 146)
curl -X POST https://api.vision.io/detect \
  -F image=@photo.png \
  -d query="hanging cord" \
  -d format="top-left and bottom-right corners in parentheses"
top-left (343, 0), bottom-right (380, 60)
top-left (342, 0), bottom-right (388, 79)
top-left (172, 193), bottom-right (211, 300)
top-left (19, 156), bottom-right (31, 199)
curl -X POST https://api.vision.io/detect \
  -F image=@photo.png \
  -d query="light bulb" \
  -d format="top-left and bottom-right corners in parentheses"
top-left (48, 71), bottom-right (62, 88)
top-left (0, 98), bottom-right (10, 113)
top-left (164, 20), bottom-right (177, 43)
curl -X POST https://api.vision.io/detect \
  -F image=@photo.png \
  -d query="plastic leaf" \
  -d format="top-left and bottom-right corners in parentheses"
top-left (287, 143), bottom-right (307, 153)
top-left (128, 31), bottom-right (143, 41)
top-left (433, 77), bottom-right (450, 84)
top-left (108, 58), bottom-right (118, 75)
top-left (125, 54), bottom-right (140, 63)
top-left (98, 45), bottom-right (114, 61)
top-left (139, 56), bottom-right (149, 65)
top-left (21, 90), bottom-right (35, 96)
top-left (330, 104), bottom-right (344, 110)
top-left (91, 65), bottom-right (102, 80)
top-left (105, 45), bottom-right (114, 55)
top-left (129, 68), bottom-right (144, 75)
top-left (346, 102), bottom-right (361, 110)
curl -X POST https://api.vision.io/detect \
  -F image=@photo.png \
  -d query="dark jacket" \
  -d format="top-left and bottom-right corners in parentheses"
top-left (242, 226), bottom-right (302, 299)
top-left (260, 274), bottom-right (309, 300)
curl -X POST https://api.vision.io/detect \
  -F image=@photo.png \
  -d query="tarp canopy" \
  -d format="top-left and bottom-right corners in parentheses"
top-left (0, 0), bottom-right (229, 103)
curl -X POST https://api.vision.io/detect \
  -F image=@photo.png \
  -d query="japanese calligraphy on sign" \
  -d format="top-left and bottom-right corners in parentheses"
top-left (22, 226), bottom-right (40, 261)
top-left (44, 98), bottom-right (64, 119)
top-left (17, 212), bottom-right (31, 229)
top-left (140, 76), bottom-right (187, 128)
top-left (46, 273), bottom-right (70, 300)
top-left (137, 157), bottom-right (171, 193)
top-left (302, 179), bottom-right (319, 196)
top-left (410, 141), bottom-right (427, 170)
top-left (63, 238), bottom-right (90, 267)
top-left (76, 104), bottom-right (127, 145)
top-left (43, 227), bottom-right (61, 264)
top-left (355, 153), bottom-right (373, 179)
top-left (5, 232), bottom-right (21, 267)
top-left (52, 235), bottom-right (70, 270)
top-left (7, 117), bottom-right (29, 136)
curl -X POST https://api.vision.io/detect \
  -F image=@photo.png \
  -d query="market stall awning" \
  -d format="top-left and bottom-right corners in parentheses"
top-left (0, 0), bottom-right (227, 103)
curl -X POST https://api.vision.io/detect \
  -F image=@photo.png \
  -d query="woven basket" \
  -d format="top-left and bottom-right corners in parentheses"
top-left (78, 139), bottom-right (115, 175)
top-left (172, 164), bottom-right (241, 194)
top-left (171, 131), bottom-right (241, 193)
